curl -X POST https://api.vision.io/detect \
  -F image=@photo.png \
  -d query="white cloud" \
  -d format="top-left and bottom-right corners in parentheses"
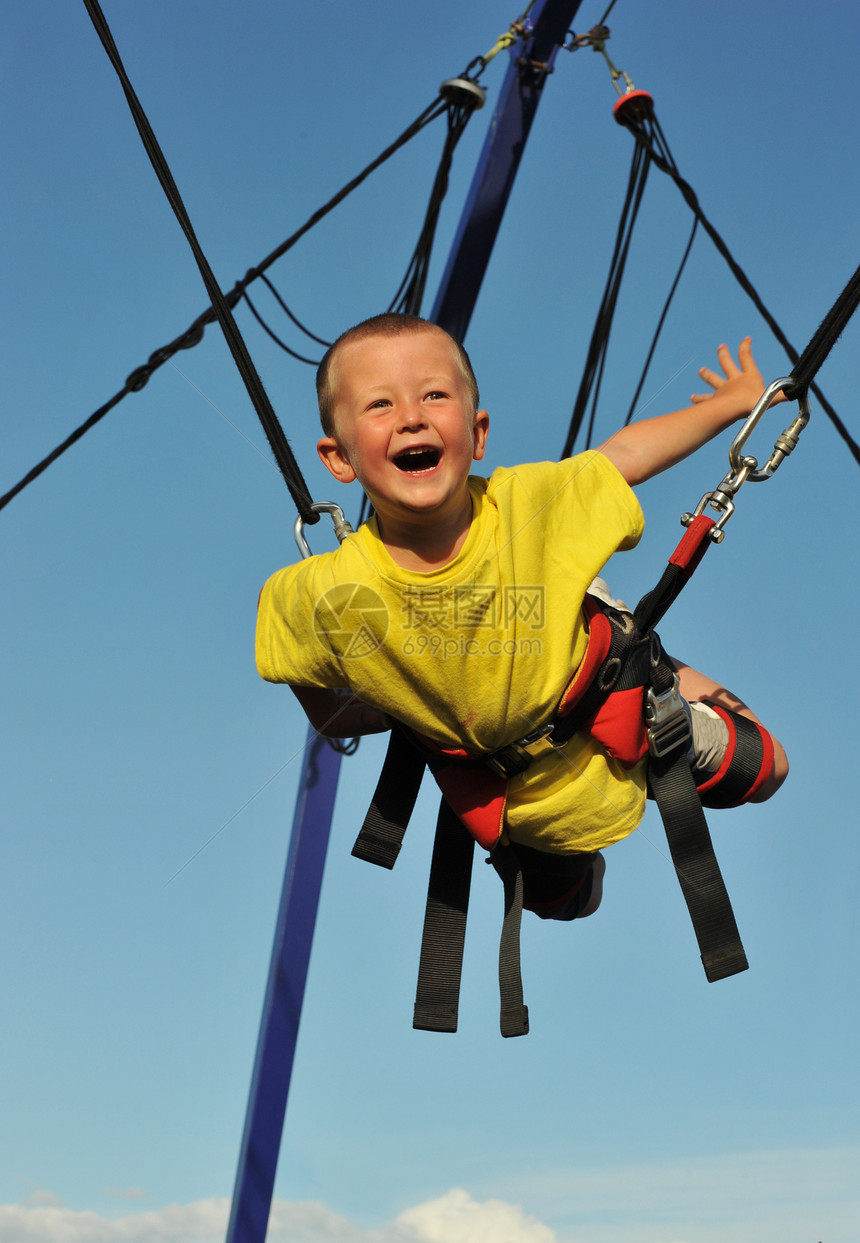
top-left (0, 1196), bottom-right (231, 1243)
top-left (0, 1195), bottom-right (230, 1243)
top-left (393, 1189), bottom-right (557, 1243)
top-left (1, 1151), bottom-right (857, 1243)
top-left (0, 1190), bottom-right (553, 1243)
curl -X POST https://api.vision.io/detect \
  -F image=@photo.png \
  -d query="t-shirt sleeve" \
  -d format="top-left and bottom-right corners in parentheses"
top-left (255, 560), bottom-right (345, 688)
top-left (588, 450), bottom-right (645, 547)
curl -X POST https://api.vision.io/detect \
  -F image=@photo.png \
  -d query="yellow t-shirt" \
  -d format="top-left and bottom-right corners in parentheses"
top-left (256, 452), bottom-right (647, 853)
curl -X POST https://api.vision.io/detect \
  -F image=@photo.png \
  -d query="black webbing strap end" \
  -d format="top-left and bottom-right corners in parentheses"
top-left (649, 745), bottom-right (748, 983)
top-left (701, 943), bottom-right (748, 983)
top-left (413, 801), bottom-right (474, 1034)
top-left (412, 1003), bottom-right (460, 1034)
top-left (352, 728), bottom-right (425, 870)
top-left (351, 830), bottom-right (404, 870)
top-left (500, 1005), bottom-right (530, 1037)
top-left (491, 845), bottom-right (530, 1038)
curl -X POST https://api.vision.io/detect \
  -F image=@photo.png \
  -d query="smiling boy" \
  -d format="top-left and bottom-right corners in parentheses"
top-left (256, 313), bottom-right (787, 919)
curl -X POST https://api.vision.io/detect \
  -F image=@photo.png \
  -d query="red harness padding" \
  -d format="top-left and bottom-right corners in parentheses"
top-left (416, 596), bottom-right (650, 850)
top-left (696, 703), bottom-right (774, 808)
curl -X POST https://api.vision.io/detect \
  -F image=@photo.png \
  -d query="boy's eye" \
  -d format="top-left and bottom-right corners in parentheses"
top-left (368, 398), bottom-right (391, 410)
top-left (425, 391), bottom-right (448, 401)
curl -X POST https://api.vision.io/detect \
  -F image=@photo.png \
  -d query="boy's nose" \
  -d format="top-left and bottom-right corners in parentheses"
top-left (398, 404), bottom-right (428, 430)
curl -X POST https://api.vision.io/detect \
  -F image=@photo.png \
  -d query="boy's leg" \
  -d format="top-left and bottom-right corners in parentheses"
top-left (512, 844), bottom-right (604, 921)
top-left (587, 576), bottom-right (788, 800)
top-left (578, 850), bottom-right (605, 918)
top-left (671, 658), bottom-right (788, 801)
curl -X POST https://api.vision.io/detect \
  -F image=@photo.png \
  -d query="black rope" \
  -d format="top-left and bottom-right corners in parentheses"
top-left (618, 109), bottom-right (700, 428)
top-left (258, 274), bottom-right (332, 348)
top-left (242, 291), bottom-right (322, 366)
top-left (622, 218), bottom-right (698, 427)
top-left (243, 89), bottom-right (482, 360)
top-left (784, 260), bottom-right (860, 400)
top-left (617, 106), bottom-right (860, 467)
top-left (1, 72), bottom-right (449, 513)
top-left (388, 94), bottom-right (479, 317)
top-left (80, 0), bottom-right (320, 524)
top-left (560, 137), bottom-right (652, 456)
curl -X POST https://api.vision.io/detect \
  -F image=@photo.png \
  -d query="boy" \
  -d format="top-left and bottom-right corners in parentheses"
top-left (256, 314), bottom-right (787, 919)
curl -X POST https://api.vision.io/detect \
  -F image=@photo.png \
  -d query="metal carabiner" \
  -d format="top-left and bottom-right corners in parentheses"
top-left (728, 378), bottom-right (811, 481)
top-left (682, 380), bottom-right (810, 542)
top-left (294, 502), bottom-right (355, 560)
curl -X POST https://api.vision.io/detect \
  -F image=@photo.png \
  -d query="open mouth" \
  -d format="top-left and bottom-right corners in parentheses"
top-left (393, 447), bottom-right (441, 473)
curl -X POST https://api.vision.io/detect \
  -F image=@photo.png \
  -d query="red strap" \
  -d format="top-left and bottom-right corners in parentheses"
top-left (557, 597), bottom-right (613, 717)
top-left (669, 514), bottom-right (715, 575)
top-left (587, 686), bottom-right (649, 766)
top-left (431, 764), bottom-right (507, 851)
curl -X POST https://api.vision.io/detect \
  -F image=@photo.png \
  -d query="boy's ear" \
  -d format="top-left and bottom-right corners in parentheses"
top-left (317, 436), bottom-right (357, 484)
top-left (472, 409), bottom-right (490, 462)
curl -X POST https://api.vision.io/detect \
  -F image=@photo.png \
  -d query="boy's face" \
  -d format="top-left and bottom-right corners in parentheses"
top-left (317, 330), bottom-right (489, 531)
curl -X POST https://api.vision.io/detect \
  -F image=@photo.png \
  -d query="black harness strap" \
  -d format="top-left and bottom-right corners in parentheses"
top-left (354, 731), bottom-right (529, 1036)
top-left (649, 744), bottom-right (748, 982)
top-left (352, 728), bottom-right (426, 869)
top-left (413, 800), bottom-right (475, 1034)
top-left (353, 521), bottom-right (751, 1029)
top-left (645, 651), bottom-right (747, 982)
top-left (490, 846), bottom-right (530, 1037)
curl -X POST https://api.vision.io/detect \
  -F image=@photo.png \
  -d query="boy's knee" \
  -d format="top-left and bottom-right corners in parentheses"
top-left (689, 701), bottom-right (786, 808)
top-left (748, 735), bottom-right (788, 802)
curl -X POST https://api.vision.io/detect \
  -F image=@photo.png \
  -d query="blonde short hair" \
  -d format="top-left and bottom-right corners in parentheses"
top-left (316, 313), bottom-right (479, 437)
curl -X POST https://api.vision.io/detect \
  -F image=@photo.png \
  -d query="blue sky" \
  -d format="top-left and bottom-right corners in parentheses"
top-left (3, 2), bottom-right (859, 1241)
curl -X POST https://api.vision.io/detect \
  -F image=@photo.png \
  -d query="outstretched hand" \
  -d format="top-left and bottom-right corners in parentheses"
top-left (598, 336), bottom-right (781, 485)
top-left (690, 337), bottom-right (781, 414)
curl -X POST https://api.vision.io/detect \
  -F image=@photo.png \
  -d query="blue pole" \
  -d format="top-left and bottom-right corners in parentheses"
top-left (227, 3), bottom-right (584, 1238)
top-left (431, 0), bottom-right (584, 339)
top-left (225, 731), bottom-right (341, 1243)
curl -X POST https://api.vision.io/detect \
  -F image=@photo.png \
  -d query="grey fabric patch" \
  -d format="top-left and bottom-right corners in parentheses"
top-left (688, 701), bottom-right (730, 776)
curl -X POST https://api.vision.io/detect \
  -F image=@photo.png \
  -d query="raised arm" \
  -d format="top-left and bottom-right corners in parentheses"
top-left (598, 338), bottom-right (776, 485)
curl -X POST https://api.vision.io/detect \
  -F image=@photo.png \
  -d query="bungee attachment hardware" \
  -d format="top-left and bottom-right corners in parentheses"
top-left (728, 379), bottom-right (811, 481)
top-left (439, 78), bottom-right (486, 110)
top-left (294, 502), bottom-right (355, 560)
top-left (682, 380), bottom-right (810, 542)
top-left (645, 673), bottom-right (692, 759)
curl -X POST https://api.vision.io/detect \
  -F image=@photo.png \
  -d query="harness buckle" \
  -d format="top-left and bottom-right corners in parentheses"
top-left (485, 723), bottom-right (557, 779)
top-left (645, 675), bottom-right (692, 758)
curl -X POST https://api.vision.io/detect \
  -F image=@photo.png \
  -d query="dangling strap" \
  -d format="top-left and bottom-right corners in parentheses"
top-left (490, 846), bottom-right (530, 1038)
top-left (643, 639), bottom-right (748, 982)
top-left (413, 801), bottom-right (475, 1033)
top-left (352, 728), bottom-right (425, 869)
top-left (649, 745), bottom-right (748, 981)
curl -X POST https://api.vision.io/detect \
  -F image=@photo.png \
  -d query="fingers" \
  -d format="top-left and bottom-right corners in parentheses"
top-left (691, 337), bottom-right (755, 402)
top-left (696, 365), bottom-right (723, 390)
top-left (736, 335), bottom-right (754, 371)
top-left (718, 340), bottom-right (743, 377)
